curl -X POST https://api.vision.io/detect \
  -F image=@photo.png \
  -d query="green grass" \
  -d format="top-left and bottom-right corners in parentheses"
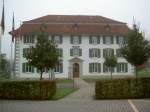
top-left (138, 68), bottom-right (150, 78)
top-left (52, 88), bottom-right (78, 100)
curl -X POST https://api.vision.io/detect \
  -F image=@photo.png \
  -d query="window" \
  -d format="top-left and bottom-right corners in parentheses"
top-left (57, 48), bottom-right (63, 57)
top-left (89, 63), bottom-right (101, 73)
top-left (23, 34), bottom-right (35, 43)
top-left (103, 63), bottom-right (114, 73)
top-left (22, 63), bottom-right (34, 73)
top-left (70, 35), bottom-right (81, 44)
top-left (103, 48), bottom-right (114, 57)
top-left (89, 36), bottom-right (100, 44)
top-left (103, 36), bottom-right (113, 44)
top-left (117, 63), bottom-right (128, 73)
top-left (54, 61), bottom-right (63, 73)
top-left (70, 47), bottom-right (82, 56)
top-left (116, 49), bottom-right (123, 57)
top-left (116, 36), bottom-right (124, 45)
top-left (51, 35), bottom-right (62, 44)
top-left (89, 48), bottom-right (101, 58)
top-left (37, 68), bottom-right (48, 73)
top-left (23, 48), bottom-right (31, 58)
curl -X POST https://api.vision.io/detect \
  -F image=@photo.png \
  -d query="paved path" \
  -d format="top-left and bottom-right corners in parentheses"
top-left (0, 79), bottom-right (150, 112)
top-left (60, 78), bottom-right (95, 101)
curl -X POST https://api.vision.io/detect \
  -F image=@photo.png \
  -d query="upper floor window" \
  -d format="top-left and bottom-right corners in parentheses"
top-left (70, 35), bottom-right (81, 44)
top-left (89, 36), bottom-right (100, 44)
top-left (89, 48), bottom-right (101, 58)
top-left (103, 63), bottom-right (114, 73)
top-left (103, 48), bottom-right (114, 57)
top-left (22, 63), bottom-right (34, 73)
top-left (23, 34), bottom-right (35, 44)
top-left (117, 63), bottom-right (128, 73)
top-left (54, 60), bottom-right (63, 73)
top-left (103, 36), bottom-right (113, 44)
top-left (51, 35), bottom-right (62, 44)
top-left (116, 49), bottom-right (123, 57)
top-left (57, 48), bottom-right (63, 57)
top-left (23, 48), bottom-right (31, 58)
top-left (116, 36), bottom-right (124, 45)
top-left (89, 63), bottom-right (101, 73)
top-left (70, 47), bottom-right (82, 57)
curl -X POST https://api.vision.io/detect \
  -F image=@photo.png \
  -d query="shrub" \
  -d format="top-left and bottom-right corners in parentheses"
top-left (0, 80), bottom-right (56, 100)
top-left (95, 78), bottom-right (150, 99)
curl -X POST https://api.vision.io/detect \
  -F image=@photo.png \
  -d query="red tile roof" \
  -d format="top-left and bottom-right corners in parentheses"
top-left (10, 15), bottom-right (130, 36)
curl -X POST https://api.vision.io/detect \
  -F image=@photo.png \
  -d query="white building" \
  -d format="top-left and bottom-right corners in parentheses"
top-left (12, 15), bottom-right (134, 79)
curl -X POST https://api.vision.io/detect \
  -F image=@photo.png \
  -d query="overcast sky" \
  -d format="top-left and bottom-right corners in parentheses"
top-left (0, 0), bottom-right (150, 58)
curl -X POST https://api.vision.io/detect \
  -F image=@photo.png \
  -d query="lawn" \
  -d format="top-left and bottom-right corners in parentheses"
top-left (138, 68), bottom-right (150, 78)
top-left (53, 78), bottom-right (78, 100)
top-left (52, 88), bottom-right (78, 100)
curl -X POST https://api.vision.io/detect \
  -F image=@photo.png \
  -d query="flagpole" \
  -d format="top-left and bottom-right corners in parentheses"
top-left (11, 39), bottom-right (13, 79)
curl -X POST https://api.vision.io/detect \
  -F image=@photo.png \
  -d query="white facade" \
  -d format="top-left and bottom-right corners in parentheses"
top-left (14, 34), bottom-right (134, 79)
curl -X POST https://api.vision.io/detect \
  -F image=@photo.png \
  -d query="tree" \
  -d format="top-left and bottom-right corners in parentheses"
top-left (121, 25), bottom-right (150, 78)
top-left (0, 55), bottom-right (11, 80)
top-left (25, 24), bottom-right (59, 80)
top-left (104, 55), bottom-right (117, 79)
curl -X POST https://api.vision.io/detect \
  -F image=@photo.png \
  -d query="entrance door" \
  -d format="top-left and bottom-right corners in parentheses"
top-left (73, 63), bottom-right (79, 78)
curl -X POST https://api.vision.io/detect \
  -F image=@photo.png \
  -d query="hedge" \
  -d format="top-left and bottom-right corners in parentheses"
top-left (95, 78), bottom-right (150, 99)
top-left (0, 80), bottom-right (56, 100)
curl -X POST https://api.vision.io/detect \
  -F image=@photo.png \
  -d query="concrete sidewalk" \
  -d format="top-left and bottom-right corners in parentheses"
top-left (60, 78), bottom-right (94, 101)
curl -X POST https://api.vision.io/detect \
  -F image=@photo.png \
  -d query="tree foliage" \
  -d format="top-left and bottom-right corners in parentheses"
top-left (25, 24), bottom-right (59, 80)
top-left (104, 55), bottom-right (117, 79)
top-left (0, 55), bottom-right (11, 79)
top-left (121, 25), bottom-right (150, 78)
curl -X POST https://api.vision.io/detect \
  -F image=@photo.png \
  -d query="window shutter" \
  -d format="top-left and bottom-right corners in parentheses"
top-left (60, 63), bottom-right (63, 73)
top-left (98, 63), bottom-right (101, 73)
top-left (97, 36), bottom-right (100, 44)
top-left (60, 35), bottom-right (63, 44)
top-left (103, 49), bottom-right (105, 57)
top-left (98, 49), bottom-right (101, 58)
top-left (61, 49), bottom-right (63, 57)
top-left (111, 36), bottom-right (114, 44)
top-left (70, 36), bottom-right (73, 44)
top-left (125, 64), bottom-right (128, 72)
top-left (70, 49), bottom-right (73, 56)
top-left (89, 49), bottom-right (91, 58)
top-left (116, 36), bottom-right (119, 44)
top-left (79, 49), bottom-right (82, 56)
top-left (89, 63), bottom-right (92, 73)
top-left (112, 49), bottom-right (114, 56)
top-left (79, 36), bottom-right (82, 44)
top-left (22, 63), bottom-right (25, 73)
top-left (31, 67), bottom-right (34, 73)
top-left (89, 36), bottom-right (92, 44)
top-left (116, 49), bottom-right (119, 57)
top-left (103, 63), bottom-right (105, 73)
top-left (117, 64), bottom-right (119, 72)
top-left (51, 35), bottom-right (55, 42)
top-left (103, 36), bottom-right (106, 44)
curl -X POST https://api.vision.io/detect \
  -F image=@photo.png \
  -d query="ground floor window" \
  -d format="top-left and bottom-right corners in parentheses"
top-left (54, 61), bottom-right (63, 73)
top-left (22, 63), bottom-right (34, 73)
top-left (103, 63), bottom-right (114, 73)
top-left (89, 63), bottom-right (101, 73)
top-left (117, 63), bottom-right (128, 72)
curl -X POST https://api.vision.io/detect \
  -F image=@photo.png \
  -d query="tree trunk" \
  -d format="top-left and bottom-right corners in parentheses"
top-left (110, 67), bottom-right (113, 80)
top-left (135, 66), bottom-right (138, 79)
top-left (40, 70), bottom-right (43, 80)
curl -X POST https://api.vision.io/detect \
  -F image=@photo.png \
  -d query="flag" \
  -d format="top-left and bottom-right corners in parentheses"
top-left (1, 0), bottom-right (5, 35)
top-left (12, 13), bottom-right (15, 42)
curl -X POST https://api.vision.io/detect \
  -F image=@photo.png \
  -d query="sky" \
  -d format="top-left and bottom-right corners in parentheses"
top-left (0, 0), bottom-right (150, 59)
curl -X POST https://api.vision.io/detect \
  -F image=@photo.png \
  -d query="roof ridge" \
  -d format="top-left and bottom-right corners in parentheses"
top-left (24, 15), bottom-right (125, 24)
